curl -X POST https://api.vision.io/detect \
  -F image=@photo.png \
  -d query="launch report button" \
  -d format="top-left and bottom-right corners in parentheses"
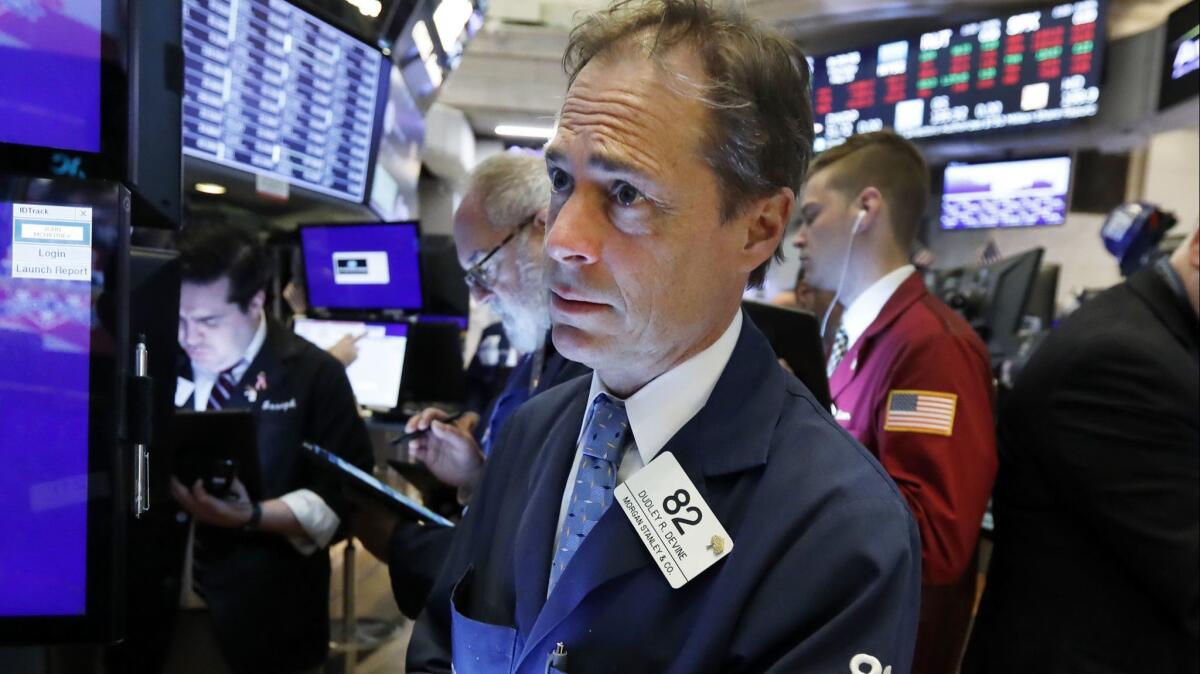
top-left (11, 203), bottom-right (93, 282)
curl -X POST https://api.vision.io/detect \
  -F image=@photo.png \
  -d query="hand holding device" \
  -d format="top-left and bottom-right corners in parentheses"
top-left (401, 409), bottom-right (483, 489)
top-left (170, 476), bottom-right (256, 529)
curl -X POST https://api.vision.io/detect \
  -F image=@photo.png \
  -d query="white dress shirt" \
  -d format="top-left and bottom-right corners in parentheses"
top-left (839, 264), bottom-right (915, 354)
top-left (550, 311), bottom-right (743, 582)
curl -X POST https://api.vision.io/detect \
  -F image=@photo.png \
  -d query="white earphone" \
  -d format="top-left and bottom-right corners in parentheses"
top-left (821, 208), bottom-right (868, 337)
top-left (851, 208), bottom-right (867, 235)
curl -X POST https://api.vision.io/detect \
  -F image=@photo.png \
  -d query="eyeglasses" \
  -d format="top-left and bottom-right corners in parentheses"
top-left (463, 216), bottom-right (535, 291)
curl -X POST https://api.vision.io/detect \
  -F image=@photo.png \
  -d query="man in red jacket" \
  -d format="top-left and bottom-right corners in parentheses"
top-left (792, 130), bottom-right (996, 674)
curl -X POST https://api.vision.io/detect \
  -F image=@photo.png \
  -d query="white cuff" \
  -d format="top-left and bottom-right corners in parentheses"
top-left (278, 489), bottom-right (341, 556)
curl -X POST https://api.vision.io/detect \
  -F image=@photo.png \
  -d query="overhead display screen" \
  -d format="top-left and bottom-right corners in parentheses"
top-left (1159, 0), bottom-right (1198, 111)
top-left (182, 0), bottom-right (389, 202)
top-left (0, 0), bottom-right (102, 153)
top-left (941, 156), bottom-right (1072, 230)
top-left (811, 1), bottom-right (1105, 150)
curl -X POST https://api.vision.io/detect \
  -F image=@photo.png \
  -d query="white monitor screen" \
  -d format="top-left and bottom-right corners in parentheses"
top-left (293, 318), bottom-right (407, 409)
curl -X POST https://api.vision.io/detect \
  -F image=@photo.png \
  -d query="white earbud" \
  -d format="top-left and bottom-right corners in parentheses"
top-left (851, 209), bottom-right (867, 235)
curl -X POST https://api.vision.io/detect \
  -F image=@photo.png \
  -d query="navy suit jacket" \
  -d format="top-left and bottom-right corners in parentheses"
top-left (388, 338), bottom-right (590, 618)
top-left (407, 315), bottom-right (922, 673)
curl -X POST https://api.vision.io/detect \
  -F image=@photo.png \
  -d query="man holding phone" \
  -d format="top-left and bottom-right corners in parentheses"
top-left (167, 220), bottom-right (373, 674)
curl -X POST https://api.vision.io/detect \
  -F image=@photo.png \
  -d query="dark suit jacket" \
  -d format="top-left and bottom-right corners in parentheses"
top-left (963, 264), bottom-right (1199, 673)
top-left (174, 320), bottom-right (373, 673)
top-left (407, 315), bottom-right (922, 674)
top-left (464, 322), bottom-right (517, 425)
top-left (388, 338), bottom-right (591, 618)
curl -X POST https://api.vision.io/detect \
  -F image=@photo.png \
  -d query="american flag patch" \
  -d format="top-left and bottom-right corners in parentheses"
top-left (884, 390), bottom-right (957, 436)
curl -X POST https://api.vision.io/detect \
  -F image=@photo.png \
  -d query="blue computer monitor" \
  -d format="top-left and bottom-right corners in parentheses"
top-left (299, 221), bottom-right (423, 312)
top-left (0, 176), bottom-right (129, 642)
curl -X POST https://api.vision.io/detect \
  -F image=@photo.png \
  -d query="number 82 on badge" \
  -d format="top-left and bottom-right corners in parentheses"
top-left (615, 452), bottom-right (733, 589)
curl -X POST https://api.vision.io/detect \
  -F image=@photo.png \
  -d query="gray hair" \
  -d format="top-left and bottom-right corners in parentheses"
top-left (467, 152), bottom-right (551, 230)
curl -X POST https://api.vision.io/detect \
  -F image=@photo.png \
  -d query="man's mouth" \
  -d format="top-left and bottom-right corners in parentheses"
top-left (550, 286), bottom-right (608, 315)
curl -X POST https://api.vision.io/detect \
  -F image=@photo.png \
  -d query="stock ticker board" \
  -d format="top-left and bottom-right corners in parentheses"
top-left (810, 1), bottom-right (1106, 150)
top-left (182, 0), bottom-right (388, 202)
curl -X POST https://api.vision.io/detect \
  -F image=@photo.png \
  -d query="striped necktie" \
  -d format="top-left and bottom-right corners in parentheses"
top-left (548, 394), bottom-right (631, 592)
top-left (827, 326), bottom-right (850, 378)
top-left (206, 363), bottom-right (241, 410)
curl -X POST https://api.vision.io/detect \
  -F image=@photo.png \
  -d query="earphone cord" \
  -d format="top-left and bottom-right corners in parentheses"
top-left (820, 212), bottom-right (863, 338)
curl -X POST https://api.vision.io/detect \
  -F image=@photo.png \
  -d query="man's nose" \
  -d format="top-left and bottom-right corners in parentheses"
top-left (791, 227), bottom-right (808, 249)
top-left (469, 283), bottom-right (494, 304)
top-left (545, 193), bottom-right (601, 268)
top-left (183, 324), bottom-right (204, 346)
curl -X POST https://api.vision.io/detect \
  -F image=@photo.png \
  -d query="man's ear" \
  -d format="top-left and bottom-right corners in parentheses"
top-left (247, 289), bottom-right (266, 317)
top-left (853, 186), bottom-right (884, 233)
top-left (740, 188), bottom-right (795, 275)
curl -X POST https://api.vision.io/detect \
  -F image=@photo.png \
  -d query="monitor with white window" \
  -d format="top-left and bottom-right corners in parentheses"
top-left (299, 221), bottom-right (423, 313)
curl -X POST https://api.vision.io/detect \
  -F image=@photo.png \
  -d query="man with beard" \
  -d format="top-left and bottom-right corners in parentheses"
top-left (356, 153), bottom-right (589, 617)
top-left (406, 152), bottom-right (590, 476)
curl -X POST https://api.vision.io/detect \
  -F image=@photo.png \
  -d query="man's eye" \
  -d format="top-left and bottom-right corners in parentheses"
top-left (549, 167), bottom-right (572, 193)
top-left (611, 181), bottom-right (643, 207)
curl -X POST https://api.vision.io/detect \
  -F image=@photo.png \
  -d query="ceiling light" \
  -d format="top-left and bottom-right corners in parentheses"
top-left (494, 125), bottom-right (556, 140)
top-left (194, 182), bottom-right (227, 195)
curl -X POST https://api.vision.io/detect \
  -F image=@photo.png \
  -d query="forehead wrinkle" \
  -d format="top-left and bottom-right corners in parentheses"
top-left (559, 82), bottom-right (702, 179)
top-left (559, 119), bottom-right (665, 181)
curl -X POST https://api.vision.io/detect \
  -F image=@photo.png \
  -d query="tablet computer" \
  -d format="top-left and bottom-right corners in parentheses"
top-left (742, 301), bottom-right (832, 409)
top-left (303, 443), bottom-right (454, 528)
top-left (172, 410), bottom-right (263, 501)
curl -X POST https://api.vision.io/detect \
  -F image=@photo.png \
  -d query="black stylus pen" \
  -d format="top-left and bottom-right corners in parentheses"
top-left (390, 411), bottom-right (465, 445)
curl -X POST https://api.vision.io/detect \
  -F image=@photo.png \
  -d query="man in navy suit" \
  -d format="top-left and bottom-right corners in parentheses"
top-left (407, 1), bottom-right (922, 672)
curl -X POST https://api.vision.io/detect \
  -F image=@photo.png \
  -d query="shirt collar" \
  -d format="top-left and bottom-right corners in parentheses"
top-left (840, 264), bottom-right (915, 350)
top-left (585, 310), bottom-right (743, 466)
top-left (212, 314), bottom-right (267, 382)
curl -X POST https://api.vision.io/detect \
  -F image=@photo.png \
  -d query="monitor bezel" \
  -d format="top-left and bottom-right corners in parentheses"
top-left (1158, 0), bottom-right (1200, 112)
top-left (0, 2), bottom-right (128, 182)
top-left (0, 176), bottom-right (130, 644)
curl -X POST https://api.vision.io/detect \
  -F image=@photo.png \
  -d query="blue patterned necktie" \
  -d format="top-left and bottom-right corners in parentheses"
top-left (548, 393), bottom-right (631, 592)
